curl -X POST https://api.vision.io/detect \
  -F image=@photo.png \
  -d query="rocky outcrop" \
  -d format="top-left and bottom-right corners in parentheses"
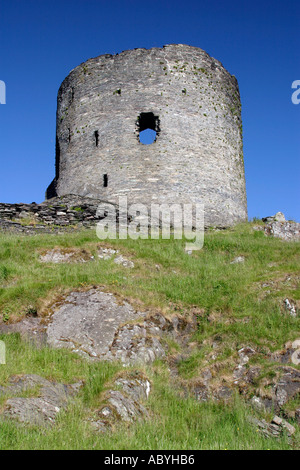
top-left (265, 220), bottom-right (300, 242)
top-left (0, 374), bottom-right (82, 426)
top-left (0, 289), bottom-right (192, 431)
top-left (0, 288), bottom-right (191, 366)
top-left (0, 288), bottom-right (298, 437)
top-left (259, 212), bottom-right (300, 242)
top-left (38, 246), bottom-right (135, 267)
top-left (90, 372), bottom-right (151, 432)
top-left (248, 415), bottom-right (296, 439)
top-left (39, 247), bottom-right (93, 264)
top-left (0, 317), bottom-right (46, 347)
top-left (262, 212), bottom-right (286, 224)
top-left (46, 289), bottom-right (146, 361)
top-left (46, 290), bottom-right (193, 365)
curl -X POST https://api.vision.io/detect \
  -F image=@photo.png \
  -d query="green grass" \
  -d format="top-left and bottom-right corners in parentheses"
top-left (0, 336), bottom-right (295, 450)
top-left (0, 223), bottom-right (299, 449)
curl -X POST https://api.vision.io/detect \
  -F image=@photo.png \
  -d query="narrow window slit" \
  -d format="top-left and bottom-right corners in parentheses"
top-left (103, 174), bottom-right (108, 187)
top-left (94, 130), bottom-right (99, 147)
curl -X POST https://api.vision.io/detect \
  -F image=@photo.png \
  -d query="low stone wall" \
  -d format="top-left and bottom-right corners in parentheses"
top-left (0, 195), bottom-right (109, 233)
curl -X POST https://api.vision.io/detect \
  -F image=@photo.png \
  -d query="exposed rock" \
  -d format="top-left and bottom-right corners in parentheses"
top-left (270, 340), bottom-right (300, 364)
top-left (0, 317), bottom-right (46, 347)
top-left (274, 212), bottom-right (286, 223)
top-left (45, 289), bottom-right (191, 365)
top-left (292, 339), bottom-right (300, 349)
top-left (247, 415), bottom-right (294, 440)
top-left (273, 367), bottom-right (300, 408)
top-left (97, 247), bottom-right (134, 268)
top-left (272, 415), bottom-right (296, 435)
top-left (40, 247), bottom-right (93, 264)
top-left (212, 385), bottom-right (233, 401)
top-left (295, 408), bottom-right (300, 425)
top-left (233, 364), bottom-right (247, 382)
top-left (97, 247), bottom-right (119, 260)
top-left (238, 347), bottom-right (256, 364)
top-left (179, 345), bottom-right (298, 420)
top-left (283, 298), bottom-right (298, 317)
top-left (230, 256), bottom-right (245, 264)
top-left (187, 378), bottom-right (234, 403)
top-left (114, 255), bottom-right (134, 268)
top-left (248, 413), bottom-right (296, 440)
top-left (243, 366), bottom-right (262, 385)
top-left (38, 245), bottom-right (134, 268)
top-left (262, 212), bottom-right (286, 223)
top-left (0, 374), bottom-right (82, 426)
top-left (261, 211), bottom-right (300, 241)
top-left (291, 348), bottom-right (300, 366)
top-left (190, 382), bottom-right (210, 402)
top-left (90, 371), bottom-right (150, 432)
top-left (250, 396), bottom-right (266, 412)
top-left (270, 348), bottom-right (295, 364)
top-left (105, 311), bottom-right (193, 366)
top-left (107, 321), bottom-right (165, 365)
top-left (247, 363), bottom-right (300, 420)
top-left (46, 289), bottom-right (146, 361)
top-left (233, 347), bottom-right (256, 383)
top-left (0, 289), bottom-right (194, 368)
top-left (1, 281), bottom-right (299, 438)
top-left (264, 220), bottom-right (300, 241)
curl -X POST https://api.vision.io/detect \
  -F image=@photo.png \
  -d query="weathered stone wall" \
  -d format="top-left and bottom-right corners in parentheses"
top-left (0, 195), bottom-right (105, 233)
top-left (47, 44), bottom-right (247, 227)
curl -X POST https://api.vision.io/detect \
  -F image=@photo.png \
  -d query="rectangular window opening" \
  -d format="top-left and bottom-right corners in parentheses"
top-left (103, 174), bottom-right (108, 188)
top-left (95, 130), bottom-right (99, 147)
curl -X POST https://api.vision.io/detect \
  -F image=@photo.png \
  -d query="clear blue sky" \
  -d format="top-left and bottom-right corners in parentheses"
top-left (0, 0), bottom-right (299, 220)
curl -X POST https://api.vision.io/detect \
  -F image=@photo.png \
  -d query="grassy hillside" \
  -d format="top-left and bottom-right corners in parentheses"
top-left (0, 223), bottom-right (299, 449)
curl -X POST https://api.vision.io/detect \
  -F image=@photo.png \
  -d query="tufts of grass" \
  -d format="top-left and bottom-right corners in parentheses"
top-left (0, 224), bottom-right (299, 449)
top-left (0, 350), bottom-right (296, 450)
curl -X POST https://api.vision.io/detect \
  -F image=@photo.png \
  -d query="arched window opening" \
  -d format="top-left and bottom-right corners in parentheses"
top-left (136, 112), bottom-right (160, 145)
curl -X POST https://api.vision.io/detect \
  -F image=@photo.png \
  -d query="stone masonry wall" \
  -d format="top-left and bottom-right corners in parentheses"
top-left (0, 195), bottom-right (105, 233)
top-left (47, 44), bottom-right (247, 228)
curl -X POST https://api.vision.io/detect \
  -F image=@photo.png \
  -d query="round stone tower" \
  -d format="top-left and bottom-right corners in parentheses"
top-left (46, 44), bottom-right (247, 227)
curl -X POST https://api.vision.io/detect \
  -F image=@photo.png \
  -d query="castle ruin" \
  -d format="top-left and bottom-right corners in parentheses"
top-left (46, 44), bottom-right (247, 227)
